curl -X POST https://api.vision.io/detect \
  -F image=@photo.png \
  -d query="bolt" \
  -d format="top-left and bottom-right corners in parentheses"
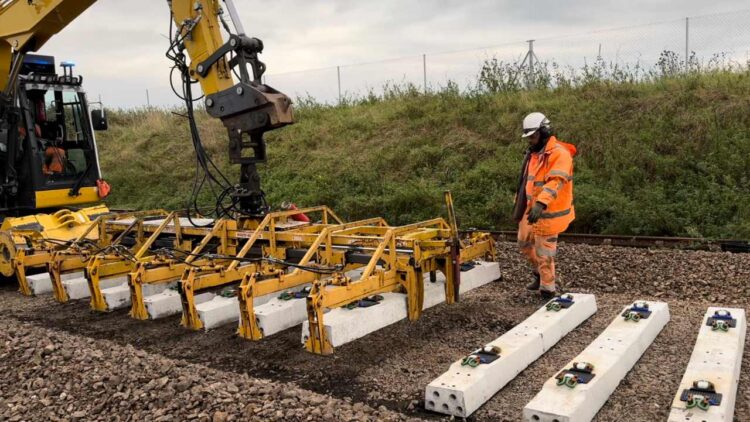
top-left (230, 38), bottom-right (237, 47)
top-left (206, 98), bottom-right (214, 107)
top-left (197, 64), bottom-right (204, 73)
top-left (236, 86), bottom-right (244, 95)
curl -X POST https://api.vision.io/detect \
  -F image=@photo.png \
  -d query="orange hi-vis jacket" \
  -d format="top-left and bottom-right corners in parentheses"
top-left (43, 146), bottom-right (66, 175)
top-left (524, 136), bottom-right (577, 235)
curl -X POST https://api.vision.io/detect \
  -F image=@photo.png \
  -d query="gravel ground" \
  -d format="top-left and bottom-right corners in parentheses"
top-left (0, 241), bottom-right (748, 421)
top-left (0, 319), bottom-right (413, 422)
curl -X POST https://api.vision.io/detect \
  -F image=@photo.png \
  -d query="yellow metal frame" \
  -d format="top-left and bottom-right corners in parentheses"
top-left (236, 216), bottom-right (387, 340)
top-left (177, 206), bottom-right (343, 330)
top-left (7, 199), bottom-right (494, 359)
top-left (303, 220), bottom-right (495, 355)
top-left (44, 210), bottom-right (168, 303)
top-left (128, 217), bottom-right (237, 320)
top-left (85, 212), bottom-right (194, 311)
top-left (7, 205), bottom-right (110, 295)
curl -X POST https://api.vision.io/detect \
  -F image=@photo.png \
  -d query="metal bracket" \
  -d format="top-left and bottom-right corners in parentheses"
top-left (680, 380), bottom-right (722, 410)
top-left (546, 293), bottom-right (575, 312)
top-left (555, 362), bottom-right (595, 387)
top-left (622, 301), bottom-right (651, 321)
top-left (344, 294), bottom-right (384, 310)
top-left (706, 309), bottom-right (737, 331)
top-left (461, 345), bottom-right (502, 367)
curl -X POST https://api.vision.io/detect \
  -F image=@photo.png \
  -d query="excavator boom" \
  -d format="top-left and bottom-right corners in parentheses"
top-left (1, 0), bottom-right (293, 215)
top-left (0, 0), bottom-right (293, 282)
top-left (0, 0), bottom-right (97, 94)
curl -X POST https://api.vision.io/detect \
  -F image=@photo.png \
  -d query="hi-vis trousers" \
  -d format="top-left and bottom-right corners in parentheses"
top-left (517, 218), bottom-right (558, 293)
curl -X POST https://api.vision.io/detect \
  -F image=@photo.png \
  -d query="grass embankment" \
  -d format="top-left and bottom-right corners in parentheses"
top-left (98, 71), bottom-right (750, 238)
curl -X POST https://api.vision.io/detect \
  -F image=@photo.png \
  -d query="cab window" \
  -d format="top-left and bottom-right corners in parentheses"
top-left (29, 88), bottom-right (92, 179)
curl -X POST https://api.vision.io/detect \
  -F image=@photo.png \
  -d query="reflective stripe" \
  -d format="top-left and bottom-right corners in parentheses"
top-left (548, 237), bottom-right (558, 243)
top-left (556, 181), bottom-right (565, 190)
top-left (526, 175), bottom-right (535, 181)
top-left (536, 247), bottom-right (557, 257)
top-left (518, 240), bottom-right (534, 249)
top-left (540, 208), bottom-right (571, 219)
top-left (533, 181), bottom-right (545, 187)
top-left (549, 170), bottom-right (572, 180)
top-left (543, 187), bottom-right (557, 199)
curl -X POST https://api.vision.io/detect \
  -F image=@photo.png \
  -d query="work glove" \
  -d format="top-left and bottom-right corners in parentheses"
top-left (527, 202), bottom-right (546, 224)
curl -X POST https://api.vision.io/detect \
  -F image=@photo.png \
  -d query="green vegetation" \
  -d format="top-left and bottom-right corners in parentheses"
top-left (98, 69), bottom-right (750, 239)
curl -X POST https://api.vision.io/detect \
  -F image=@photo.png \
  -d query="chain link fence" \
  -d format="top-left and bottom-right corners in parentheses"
top-left (261, 9), bottom-right (750, 104)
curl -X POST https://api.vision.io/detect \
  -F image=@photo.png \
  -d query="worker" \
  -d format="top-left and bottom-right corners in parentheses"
top-left (43, 140), bottom-right (66, 175)
top-left (511, 112), bottom-right (577, 299)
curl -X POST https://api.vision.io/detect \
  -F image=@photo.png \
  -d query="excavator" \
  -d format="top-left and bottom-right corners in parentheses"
top-left (0, 0), bottom-right (495, 356)
top-left (0, 0), bottom-right (293, 280)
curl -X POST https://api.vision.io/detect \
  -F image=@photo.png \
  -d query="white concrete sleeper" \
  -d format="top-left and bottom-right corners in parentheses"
top-left (523, 300), bottom-right (670, 422)
top-left (426, 293), bottom-right (597, 418)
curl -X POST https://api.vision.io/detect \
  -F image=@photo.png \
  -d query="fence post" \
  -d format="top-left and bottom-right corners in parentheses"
top-left (685, 17), bottom-right (689, 72)
top-left (423, 54), bottom-right (427, 94)
top-left (337, 66), bottom-right (341, 104)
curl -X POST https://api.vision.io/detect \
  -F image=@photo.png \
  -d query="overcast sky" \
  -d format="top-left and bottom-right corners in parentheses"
top-left (36, 0), bottom-right (750, 107)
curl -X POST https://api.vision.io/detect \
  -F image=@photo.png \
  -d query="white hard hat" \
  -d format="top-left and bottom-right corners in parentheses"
top-left (521, 112), bottom-right (550, 138)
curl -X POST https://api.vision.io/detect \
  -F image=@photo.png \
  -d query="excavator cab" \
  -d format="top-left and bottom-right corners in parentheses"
top-left (0, 54), bottom-right (105, 215)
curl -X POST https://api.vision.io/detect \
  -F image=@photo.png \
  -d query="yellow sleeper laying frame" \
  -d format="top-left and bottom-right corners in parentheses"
top-left (303, 220), bottom-right (495, 355)
top-left (86, 212), bottom-right (197, 312)
top-left (3, 205), bottom-right (112, 295)
top-left (9, 200), bottom-right (494, 358)
top-left (45, 210), bottom-right (170, 303)
top-left (127, 218), bottom-right (237, 320)
top-left (176, 206), bottom-right (344, 330)
top-left (236, 216), bottom-right (388, 340)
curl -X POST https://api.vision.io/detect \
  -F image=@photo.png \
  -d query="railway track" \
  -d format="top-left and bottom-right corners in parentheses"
top-left (472, 230), bottom-right (750, 252)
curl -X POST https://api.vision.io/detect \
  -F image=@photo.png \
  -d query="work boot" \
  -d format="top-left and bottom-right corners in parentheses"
top-left (540, 289), bottom-right (556, 300)
top-left (525, 272), bottom-right (541, 290)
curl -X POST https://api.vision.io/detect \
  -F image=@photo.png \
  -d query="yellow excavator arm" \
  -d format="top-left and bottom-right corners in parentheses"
top-left (0, 0), bottom-right (293, 278)
top-left (1, 0), bottom-right (293, 216)
top-left (0, 0), bottom-right (97, 94)
top-left (0, 0), bottom-right (284, 99)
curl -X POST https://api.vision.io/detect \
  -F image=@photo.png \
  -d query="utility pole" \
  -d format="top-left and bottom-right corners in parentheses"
top-left (423, 54), bottom-right (427, 94)
top-left (146, 89), bottom-right (150, 107)
top-left (685, 17), bottom-right (690, 72)
top-left (337, 66), bottom-right (341, 104)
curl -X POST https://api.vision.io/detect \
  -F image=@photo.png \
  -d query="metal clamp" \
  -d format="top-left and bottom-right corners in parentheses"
top-left (712, 320), bottom-right (730, 332)
top-left (680, 380), bottom-right (722, 410)
top-left (557, 373), bottom-right (578, 388)
top-left (461, 345), bottom-right (501, 367)
top-left (707, 309), bottom-right (736, 331)
top-left (546, 294), bottom-right (575, 312)
top-left (278, 286), bottom-right (311, 301)
top-left (622, 301), bottom-right (651, 322)
top-left (343, 294), bottom-right (384, 309)
top-left (555, 362), bottom-right (595, 388)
